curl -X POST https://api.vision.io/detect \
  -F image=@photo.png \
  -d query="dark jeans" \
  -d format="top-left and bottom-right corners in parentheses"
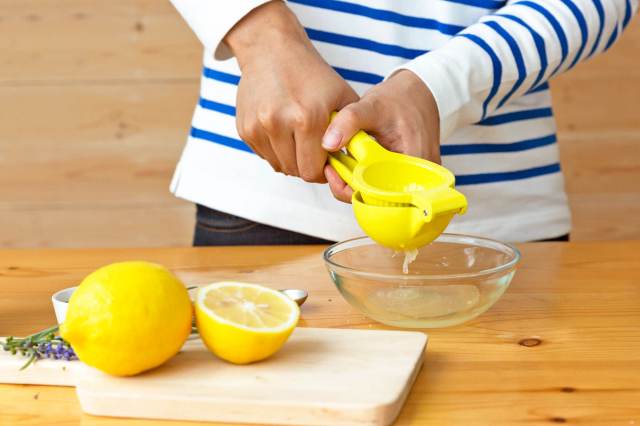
top-left (542, 234), bottom-right (569, 242)
top-left (193, 204), bottom-right (569, 246)
top-left (193, 205), bottom-right (333, 246)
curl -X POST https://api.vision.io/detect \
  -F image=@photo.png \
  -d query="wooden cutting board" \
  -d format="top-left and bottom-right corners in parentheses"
top-left (1, 327), bottom-right (427, 426)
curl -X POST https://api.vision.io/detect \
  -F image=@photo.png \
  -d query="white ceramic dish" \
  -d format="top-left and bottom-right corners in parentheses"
top-left (51, 286), bottom-right (77, 324)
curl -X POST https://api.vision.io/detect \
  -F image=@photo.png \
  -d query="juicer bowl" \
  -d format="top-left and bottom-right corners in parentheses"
top-left (323, 234), bottom-right (520, 328)
top-left (352, 192), bottom-right (454, 250)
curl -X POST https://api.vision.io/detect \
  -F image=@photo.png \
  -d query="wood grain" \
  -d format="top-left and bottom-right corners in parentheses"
top-left (77, 329), bottom-right (424, 426)
top-left (0, 329), bottom-right (426, 426)
top-left (0, 1), bottom-right (639, 247)
top-left (0, 82), bottom-right (197, 248)
top-left (553, 22), bottom-right (640, 241)
top-left (0, 242), bottom-right (639, 425)
top-left (3, 205), bottom-right (194, 248)
top-left (0, 0), bottom-right (201, 248)
top-left (0, 0), bottom-right (201, 81)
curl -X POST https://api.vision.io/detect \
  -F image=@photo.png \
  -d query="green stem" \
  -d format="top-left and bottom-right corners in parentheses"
top-left (19, 353), bottom-right (38, 371)
top-left (1, 325), bottom-right (73, 371)
top-left (2, 325), bottom-right (59, 347)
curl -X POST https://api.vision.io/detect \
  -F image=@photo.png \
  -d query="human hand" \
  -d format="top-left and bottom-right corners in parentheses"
top-left (321, 70), bottom-right (440, 202)
top-left (225, 1), bottom-right (359, 182)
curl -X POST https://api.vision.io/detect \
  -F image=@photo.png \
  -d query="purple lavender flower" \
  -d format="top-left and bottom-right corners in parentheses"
top-left (44, 342), bottom-right (53, 358)
top-left (1, 325), bottom-right (77, 370)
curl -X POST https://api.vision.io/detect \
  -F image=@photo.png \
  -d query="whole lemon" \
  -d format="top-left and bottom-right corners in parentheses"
top-left (60, 261), bottom-right (192, 376)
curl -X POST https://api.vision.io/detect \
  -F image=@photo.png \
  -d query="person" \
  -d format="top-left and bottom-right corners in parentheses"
top-left (168, 0), bottom-right (637, 246)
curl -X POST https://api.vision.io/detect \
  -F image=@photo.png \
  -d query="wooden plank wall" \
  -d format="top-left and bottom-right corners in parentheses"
top-left (0, 0), bottom-right (200, 247)
top-left (1, 1), bottom-right (639, 248)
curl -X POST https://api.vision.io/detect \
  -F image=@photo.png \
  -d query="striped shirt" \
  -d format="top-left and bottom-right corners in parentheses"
top-left (169, 0), bottom-right (637, 242)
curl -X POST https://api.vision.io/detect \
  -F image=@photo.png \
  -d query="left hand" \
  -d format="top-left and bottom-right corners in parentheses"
top-left (321, 70), bottom-right (440, 203)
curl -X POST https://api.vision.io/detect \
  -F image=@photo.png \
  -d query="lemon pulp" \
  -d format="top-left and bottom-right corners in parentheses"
top-left (402, 248), bottom-right (419, 274)
top-left (195, 282), bottom-right (299, 365)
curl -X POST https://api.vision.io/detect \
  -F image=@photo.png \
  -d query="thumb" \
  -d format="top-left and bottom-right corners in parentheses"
top-left (322, 102), bottom-right (375, 152)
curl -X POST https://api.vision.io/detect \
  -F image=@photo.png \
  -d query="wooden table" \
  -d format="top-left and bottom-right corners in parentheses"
top-left (1, 242), bottom-right (639, 425)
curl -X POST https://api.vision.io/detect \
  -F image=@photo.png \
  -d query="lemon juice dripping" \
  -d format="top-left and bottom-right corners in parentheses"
top-left (402, 248), bottom-right (419, 274)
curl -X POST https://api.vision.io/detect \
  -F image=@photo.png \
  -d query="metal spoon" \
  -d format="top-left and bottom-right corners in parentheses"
top-left (279, 288), bottom-right (308, 306)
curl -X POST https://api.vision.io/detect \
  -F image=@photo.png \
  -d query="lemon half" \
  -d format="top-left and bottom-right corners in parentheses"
top-left (195, 282), bottom-right (300, 364)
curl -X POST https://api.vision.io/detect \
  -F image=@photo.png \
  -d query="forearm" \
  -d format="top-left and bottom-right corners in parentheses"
top-left (224, 1), bottom-right (312, 70)
top-left (395, 0), bottom-right (638, 140)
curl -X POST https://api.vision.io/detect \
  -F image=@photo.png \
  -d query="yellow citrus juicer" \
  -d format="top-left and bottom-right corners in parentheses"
top-left (327, 127), bottom-right (467, 250)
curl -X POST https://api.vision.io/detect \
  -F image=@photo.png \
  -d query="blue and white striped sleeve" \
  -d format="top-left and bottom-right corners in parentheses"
top-left (395, 0), bottom-right (638, 141)
top-left (169, 0), bottom-right (272, 60)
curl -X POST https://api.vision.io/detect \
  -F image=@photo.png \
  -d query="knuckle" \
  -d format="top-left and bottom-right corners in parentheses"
top-left (288, 106), bottom-right (314, 132)
top-left (235, 120), bottom-right (248, 141)
top-left (340, 106), bottom-right (359, 124)
top-left (236, 120), bottom-right (258, 143)
top-left (237, 128), bottom-right (251, 144)
top-left (280, 162), bottom-right (299, 177)
top-left (257, 107), bottom-right (280, 132)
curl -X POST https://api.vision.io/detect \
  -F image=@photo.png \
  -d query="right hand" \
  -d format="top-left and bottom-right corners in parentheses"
top-left (225, 1), bottom-right (359, 183)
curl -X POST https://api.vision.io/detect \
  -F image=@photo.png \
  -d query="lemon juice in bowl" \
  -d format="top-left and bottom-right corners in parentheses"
top-left (324, 235), bottom-right (520, 328)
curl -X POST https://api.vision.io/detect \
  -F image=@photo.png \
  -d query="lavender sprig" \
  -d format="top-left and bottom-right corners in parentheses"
top-left (1, 325), bottom-right (77, 370)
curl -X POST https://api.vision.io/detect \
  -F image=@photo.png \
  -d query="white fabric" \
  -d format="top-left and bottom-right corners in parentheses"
top-left (169, 0), bottom-right (272, 60)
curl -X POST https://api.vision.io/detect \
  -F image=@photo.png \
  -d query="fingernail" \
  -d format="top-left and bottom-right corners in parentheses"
top-left (322, 129), bottom-right (342, 150)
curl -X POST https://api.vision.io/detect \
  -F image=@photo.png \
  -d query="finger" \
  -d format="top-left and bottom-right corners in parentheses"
top-left (257, 110), bottom-right (299, 176)
top-left (236, 118), bottom-right (283, 173)
top-left (268, 130), bottom-right (298, 176)
top-left (324, 164), bottom-right (353, 203)
top-left (295, 116), bottom-right (327, 183)
top-left (254, 133), bottom-right (283, 173)
top-left (321, 101), bottom-right (376, 152)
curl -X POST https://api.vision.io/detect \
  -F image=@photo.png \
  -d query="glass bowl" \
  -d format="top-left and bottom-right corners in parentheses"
top-left (323, 234), bottom-right (520, 328)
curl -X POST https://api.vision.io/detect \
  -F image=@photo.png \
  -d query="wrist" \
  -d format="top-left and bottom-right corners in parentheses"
top-left (388, 70), bottom-right (440, 148)
top-left (391, 70), bottom-right (439, 118)
top-left (389, 52), bottom-right (467, 142)
top-left (224, 1), bottom-right (310, 69)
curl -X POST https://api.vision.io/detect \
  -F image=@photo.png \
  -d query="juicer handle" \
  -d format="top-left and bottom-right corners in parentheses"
top-left (328, 151), bottom-right (357, 189)
top-left (433, 187), bottom-right (468, 214)
top-left (328, 112), bottom-right (387, 164)
top-left (345, 131), bottom-right (388, 164)
top-left (415, 187), bottom-right (468, 223)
